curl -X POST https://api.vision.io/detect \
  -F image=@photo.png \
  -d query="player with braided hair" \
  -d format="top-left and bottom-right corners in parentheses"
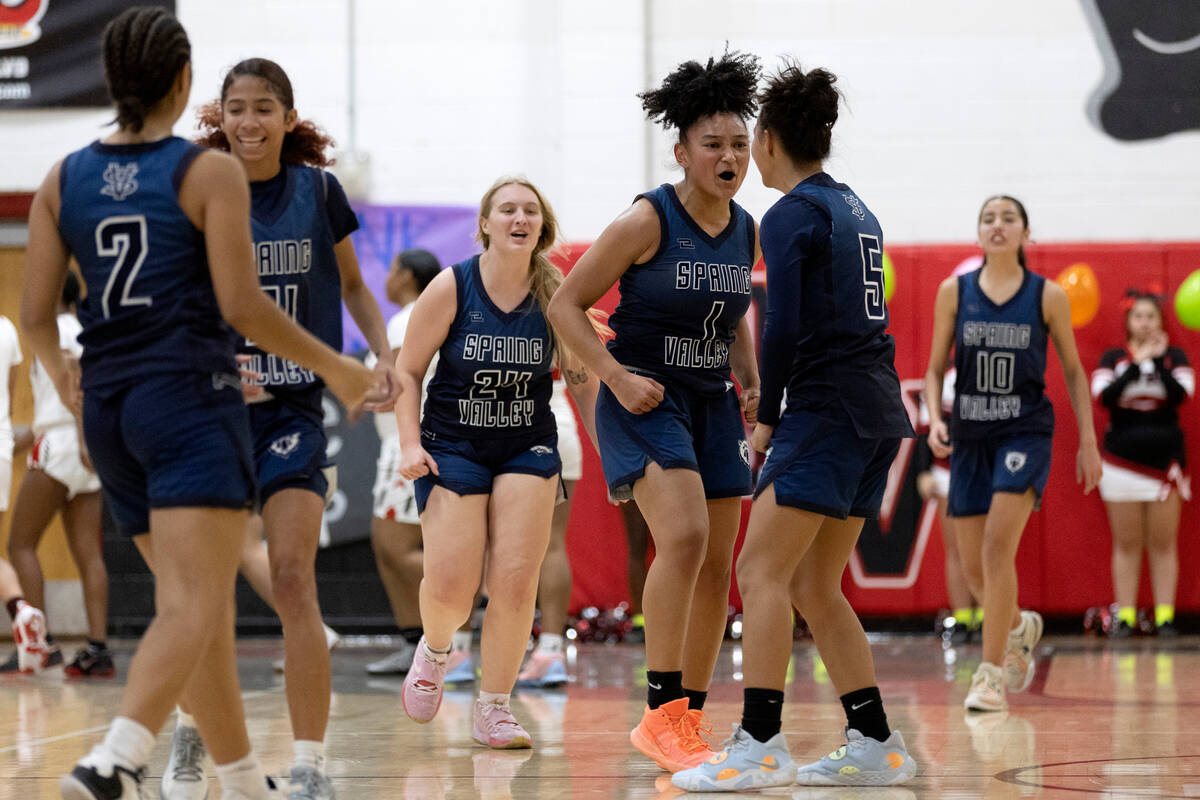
top-left (549, 49), bottom-right (761, 773)
top-left (22, 7), bottom-right (377, 799)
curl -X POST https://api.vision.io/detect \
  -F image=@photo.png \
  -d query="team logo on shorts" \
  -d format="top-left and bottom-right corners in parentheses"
top-left (1005, 451), bottom-right (1027, 474)
top-left (529, 445), bottom-right (553, 456)
top-left (101, 162), bottom-right (139, 201)
top-left (270, 433), bottom-right (301, 458)
top-left (739, 439), bottom-right (750, 466)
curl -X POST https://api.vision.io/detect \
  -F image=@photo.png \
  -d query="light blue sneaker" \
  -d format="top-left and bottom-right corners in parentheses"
top-left (794, 728), bottom-right (917, 786)
top-left (670, 724), bottom-right (795, 792)
top-left (444, 650), bottom-right (476, 684)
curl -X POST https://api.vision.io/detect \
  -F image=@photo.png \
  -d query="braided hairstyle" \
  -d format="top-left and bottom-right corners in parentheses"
top-left (195, 58), bottom-right (336, 168)
top-left (101, 6), bottom-right (191, 133)
top-left (639, 49), bottom-right (760, 141)
top-left (757, 61), bottom-right (841, 164)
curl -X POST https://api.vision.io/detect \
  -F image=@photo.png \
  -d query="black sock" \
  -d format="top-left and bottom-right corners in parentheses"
top-left (646, 670), bottom-right (684, 709)
top-left (741, 687), bottom-right (784, 742)
top-left (87, 638), bottom-right (107, 652)
top-left (4, 597), bottom-right (20, 621)
top-left (400, 627), bottom-right (424, 645)
top-left (841, 686), bottom-right (889, 742)
top-left (684, 688), bottom-right (708, 710)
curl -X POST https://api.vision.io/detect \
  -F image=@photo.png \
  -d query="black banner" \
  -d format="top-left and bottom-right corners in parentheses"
top-left (0, 0), bottom-right (173, 108)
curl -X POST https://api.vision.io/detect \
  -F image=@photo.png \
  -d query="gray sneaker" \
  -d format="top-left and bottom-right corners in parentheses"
top-left (794, 728), bottom-right (917, 786)
top-left (287, 766), bottom-right (334, 800)
top-left (365, 642), bottom-right (416, 675)
top-left (160, 724), bottom-right (210, 799)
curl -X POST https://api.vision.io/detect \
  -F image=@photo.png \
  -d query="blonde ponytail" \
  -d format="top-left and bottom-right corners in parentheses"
top-left (477, 176), bottom-right (610, 366)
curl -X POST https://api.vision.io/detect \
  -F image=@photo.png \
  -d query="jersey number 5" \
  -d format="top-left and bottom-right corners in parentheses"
top-left (96, 215), bottom-right (150, 319)
top-left (859, 233), bottom-right (886, 321)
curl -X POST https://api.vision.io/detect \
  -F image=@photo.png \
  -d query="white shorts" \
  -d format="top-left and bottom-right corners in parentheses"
top-left (930, 464), bottom-right (950, 499)
top-left (372, 436), bottom-right (419, 524)
top-left (552, 386), bottom-right (582, 482)
top-left (1098, 459), bottom-right (1189, 503)
top-left (0, 457), bottom-right (10, 512)
top-left (28, 426), bottom-right (101, 500)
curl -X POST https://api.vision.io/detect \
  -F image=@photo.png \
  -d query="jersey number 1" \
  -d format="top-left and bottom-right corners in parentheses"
top-left (859, 233), bottom-right (886, 321)
top-left (96, 215), bottom-right (150, 319)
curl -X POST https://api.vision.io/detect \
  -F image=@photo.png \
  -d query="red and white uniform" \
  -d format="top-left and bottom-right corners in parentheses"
top-left (1092, 346), bottom-right (1194, 502)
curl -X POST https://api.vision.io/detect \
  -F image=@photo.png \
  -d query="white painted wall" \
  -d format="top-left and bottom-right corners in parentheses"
top-left (0, 0), bottom-right (1196, 243)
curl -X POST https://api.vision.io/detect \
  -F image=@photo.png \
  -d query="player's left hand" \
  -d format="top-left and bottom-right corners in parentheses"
top-left (1077, 442), bottom-right (1102, 494)
top-left (362, 357), bottom-right (402, 412)
top-left (750, 422), bottom-right (774, 454)
top-left (740, 386), bottom-right (759, 425)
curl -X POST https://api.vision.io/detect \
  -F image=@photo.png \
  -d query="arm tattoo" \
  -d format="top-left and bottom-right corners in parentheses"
top-left (564, 367), bottom-right (589, 385)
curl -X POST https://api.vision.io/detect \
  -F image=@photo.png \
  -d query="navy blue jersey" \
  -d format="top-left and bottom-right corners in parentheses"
top-left (238, 165), bottom-right (355, 412)
top-left (422, 256), bottom-right (555, 441)
top-left (607, 184), bottom-right (755, 395)
top-left (757, 173), bottom-right (912, 438)
top-left (952, 268), bottom-right (1055, 440)
top-left (57, 137), bottom-right (237, 389)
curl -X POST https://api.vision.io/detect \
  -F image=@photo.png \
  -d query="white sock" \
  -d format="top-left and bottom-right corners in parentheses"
top-left (292, 739), bottom-right (326, 772)
top-left (97, 717), bottom-right (155, 772)
top-left (452, 630), bottom-right (472, 653)
top-left (478, 690), bottom-right (510, 708)
top-left (215, 752), bottom-right (267, 797)
top-left (177, 708), bottom-right (197, 729)
top-left (536, 633), bottom-right (564, 655)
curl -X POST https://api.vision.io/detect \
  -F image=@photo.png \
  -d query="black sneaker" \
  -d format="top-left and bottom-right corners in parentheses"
top-left (59, 760), bottom-right (147, 799)
top-left (42, 644), bottom-right (63, 669)
top-left (66, 645), bottom-right (116, 678)
top-left (1157, 620), bottom-right (1179, 638)
top-left (1111, 619), bottom-right (1135, 638)
top-left (0, 651), bottom-right (18, 672)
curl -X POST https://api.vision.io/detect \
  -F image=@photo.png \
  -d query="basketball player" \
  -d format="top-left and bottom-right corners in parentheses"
top-left (926, 195), bottom-right (1101, 712)
top-left (21, 8), bottom-right (376, 798)
top-left (548, 50), bottom-right (762, 772)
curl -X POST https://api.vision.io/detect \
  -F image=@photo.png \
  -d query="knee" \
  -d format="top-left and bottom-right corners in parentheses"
top-left (484, 562), bottom-right (540, 609)
top-left (696, 550), bottom-right (733, 591)
top-left (422, 572), bottom-right (478, 611)
top-left (657, 522), bottom-right (709, 572)
top-left (791, 585), bottom-right (841, 623)
top-left (270, 562), bottom-right (318, 617)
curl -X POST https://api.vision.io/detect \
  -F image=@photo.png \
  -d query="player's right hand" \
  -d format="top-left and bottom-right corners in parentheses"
top-left (399, 445), bottom-right (439, 480)
top-left (612, 371), bottom-right (664, 415)
top-left (325, 354), bottom-right (379, 410)
top-left (929, 419), bottom-right (953, 459)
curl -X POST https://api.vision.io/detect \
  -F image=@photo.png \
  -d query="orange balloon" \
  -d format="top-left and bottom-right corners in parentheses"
top-left (1055, 263), bottom-right (1100, 328)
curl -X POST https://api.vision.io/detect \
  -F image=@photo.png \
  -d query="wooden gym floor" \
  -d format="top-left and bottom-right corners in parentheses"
top-left (2, 633), bottom-right (1199, 798)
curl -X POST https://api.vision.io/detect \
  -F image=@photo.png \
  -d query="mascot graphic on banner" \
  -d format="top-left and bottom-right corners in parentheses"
top-left (0, 0), bottom-right (46, 49)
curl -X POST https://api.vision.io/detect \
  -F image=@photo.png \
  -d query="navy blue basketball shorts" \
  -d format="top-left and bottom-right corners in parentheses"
top-left (413, 431), bottom-right (561, 514)
top-left (248, 399), bottom-right (333, 506)
top-left (755, 408), bottom-right (901, 520)
top-left (947, 432), bottom-right (1053, 517)
top-left (84, 372), bottom-right (255, 536)
top-left (594, 380), bottom-right (752, 502)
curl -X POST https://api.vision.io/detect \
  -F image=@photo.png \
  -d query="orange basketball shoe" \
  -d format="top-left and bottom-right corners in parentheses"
top-left (630, 698), bottom-right (716, 772)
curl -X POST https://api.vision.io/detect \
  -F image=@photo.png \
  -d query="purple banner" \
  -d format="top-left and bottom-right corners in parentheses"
top-left (343, 204), bottom-right (480, 352)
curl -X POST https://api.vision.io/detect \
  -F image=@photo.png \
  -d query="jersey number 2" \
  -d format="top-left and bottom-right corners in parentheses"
top-left (859, 233), bottom-right (886, 321)
top-left (96, 215), bottom-right (150, 319)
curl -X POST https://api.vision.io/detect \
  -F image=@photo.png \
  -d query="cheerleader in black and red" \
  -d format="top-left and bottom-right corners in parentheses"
top-left (1091, 290), bottom-right (1194, 636)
